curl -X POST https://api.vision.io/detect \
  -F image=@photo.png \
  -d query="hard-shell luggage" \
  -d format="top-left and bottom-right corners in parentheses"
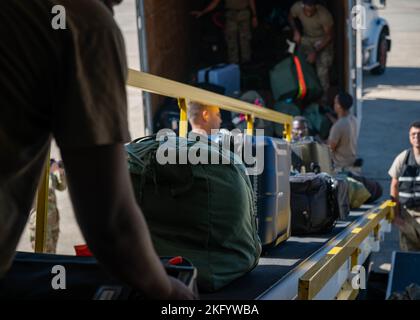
top-left (291, 140), bottom-right (333, 175)
top-left (289, 173), bottom-right (338, 235)
top-left (251, 137), bottom-right (291, 247)
top-left (197, 64), bottom-right (240, 97)
top-left (0, 252), bottom-right (197, 300)
top-left (125, 136), bottom-right (261, 292)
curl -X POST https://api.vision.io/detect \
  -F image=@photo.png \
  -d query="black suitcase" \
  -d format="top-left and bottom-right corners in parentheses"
top-left (291, 140), bottom-right (333, 175)
top-left (251, 137), bottom-right (291, 247)
top-left (0, 252), bottom-right (197, 300)
top-left (289, 173), bottom-right (338, 235)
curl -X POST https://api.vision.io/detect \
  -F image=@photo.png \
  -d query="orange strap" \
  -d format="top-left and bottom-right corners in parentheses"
top-left (293, 55), bottom-right (307, 101)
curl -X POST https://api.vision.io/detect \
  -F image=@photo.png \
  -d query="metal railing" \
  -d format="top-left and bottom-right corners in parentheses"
top-left (34, 69), bottom-right (294, 252)
top-left (298, 200), bottom-right (396, 300)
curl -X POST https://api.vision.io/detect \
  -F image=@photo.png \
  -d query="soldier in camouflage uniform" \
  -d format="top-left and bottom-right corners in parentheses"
top-left (289, 0), bottom-right (334, 103)
top-left (192, 0), bottom-right (258, 64)
top-left (29, 159), bottom-right (66, 254)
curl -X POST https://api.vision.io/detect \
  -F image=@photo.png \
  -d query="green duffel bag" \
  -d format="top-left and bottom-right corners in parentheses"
top-left (273, 100), bottom-right (301, 138)
top-left (270, 50), bottom-right (323, 103)
top-left (125, 136), bottom-right (262, 292)
top-left (270, 56), bottom-right (299, 102)
top-left (295, 50), bottom-right (323, 103)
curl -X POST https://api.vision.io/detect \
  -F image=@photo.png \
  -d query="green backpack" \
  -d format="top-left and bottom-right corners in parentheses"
top-left (125, 136), bottom-right (262, 292)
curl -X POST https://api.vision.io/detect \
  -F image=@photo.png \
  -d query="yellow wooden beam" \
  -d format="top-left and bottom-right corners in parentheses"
top-left (35, 151), bottom-right (50, 253)
top-left (177, 98), bottom-right (188, 138)
top-left (127, 69), bottom-right (293, 129)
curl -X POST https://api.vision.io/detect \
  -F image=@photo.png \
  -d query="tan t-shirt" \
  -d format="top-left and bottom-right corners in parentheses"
top-left (388, 150), bottom-right (420, 179)
top-left (290, 1), bottom-right (334, 38)
top-left (225, 0), bottom-right (249, 10)
top-left (0, 0), bottom-right (130, 276)
top-left (328, 115), bottom-right (358, 169)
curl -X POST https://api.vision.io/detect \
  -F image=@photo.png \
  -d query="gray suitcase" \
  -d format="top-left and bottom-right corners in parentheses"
top-left (252, 137), bottom-right (291, 248)
top-left (291, 140), bottom-right (333, 175)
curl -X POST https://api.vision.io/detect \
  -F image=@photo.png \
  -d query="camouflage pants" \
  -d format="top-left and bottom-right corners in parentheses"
top-left (225, 9), bottom-right (251, 64)
top-left (29, 208), bottom-right (60, 254)
top-left (399, 207), bottom-right (420, 252)
top-left (300, 36), bottom-right (334, 99)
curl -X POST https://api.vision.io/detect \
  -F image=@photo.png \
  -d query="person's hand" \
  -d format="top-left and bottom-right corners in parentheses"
top-left (293, 31), bottom-right (301, 45)
top-left (307, 51), bottom-right (317, 64)
top-left (191, 11), bottom-right (204, 18)
top-left (252, 16), bottom-right (258, 28)
top-left (165, 276), bottom-right (197, 300)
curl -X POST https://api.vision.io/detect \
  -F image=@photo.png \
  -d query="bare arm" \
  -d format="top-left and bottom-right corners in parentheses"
top-left (328, 140), bottom-right (338, 152)
top-left (191, 0), bottom-right (222, 18)
top-left (61, 144), bottom-right (194, 299)
top-left (315, 25), bottom-right (334, 53)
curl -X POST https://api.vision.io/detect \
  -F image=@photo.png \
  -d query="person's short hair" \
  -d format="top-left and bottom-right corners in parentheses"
top-left (409, 121), bottom-right (420, 130)
top-left (188, 101), bottom-right (207, 123)
top-left (302, 0), bottom-right (317, 6)
top-left (293, 116), bottom-right (309, 126)
top-left (336, 92), bottom-right (353, 111)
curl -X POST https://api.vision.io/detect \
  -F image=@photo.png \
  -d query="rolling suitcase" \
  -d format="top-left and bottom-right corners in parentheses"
top-left (197, 64), bottom-right (240, 97)
top-left (250, 137), bottom-right (291, 247)
top-left (291, 140), bottom-right (333, 175)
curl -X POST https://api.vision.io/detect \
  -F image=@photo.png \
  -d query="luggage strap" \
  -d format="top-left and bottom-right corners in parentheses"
top-left (293, 55), bottom-right (307, 102)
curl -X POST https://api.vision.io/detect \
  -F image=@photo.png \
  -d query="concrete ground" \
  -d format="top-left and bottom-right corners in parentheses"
top-left (359, 0), bottom-right (420, 274)
top-left (17, 0), bottom-right (420, 286)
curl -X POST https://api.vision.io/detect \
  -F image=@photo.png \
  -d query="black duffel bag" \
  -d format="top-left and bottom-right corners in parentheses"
top-left (290, 173), bottom-right (339, 235)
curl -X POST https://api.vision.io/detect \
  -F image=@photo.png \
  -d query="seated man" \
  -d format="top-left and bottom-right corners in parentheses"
top-left (188, 101), bottom-right (222, 136)
top-left (292, 116), bottom-right (311, 142)
top-left (327, 92), bottom-right (359, 173)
